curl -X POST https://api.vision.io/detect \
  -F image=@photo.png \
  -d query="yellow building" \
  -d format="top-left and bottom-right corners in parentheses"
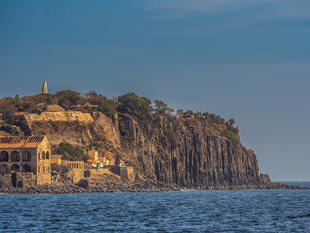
top-left (0, 136), bottom-right (51, 185)
top-left (88, 149), bottom-right (99, 161)
top-left (50, 154), bottom-right (62, 165)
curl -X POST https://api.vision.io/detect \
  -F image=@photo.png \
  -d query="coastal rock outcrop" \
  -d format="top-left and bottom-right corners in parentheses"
top-left (120, 115), bottom-right (267, 188)
top-left (2, 111), bottom-right (276, 189)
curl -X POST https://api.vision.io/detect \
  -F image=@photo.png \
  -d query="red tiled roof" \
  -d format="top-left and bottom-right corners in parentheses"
top-left (0, 136), bottom-right (45, 149)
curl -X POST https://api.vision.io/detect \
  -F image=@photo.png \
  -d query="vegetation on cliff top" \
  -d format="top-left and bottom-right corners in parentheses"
top-left (0, 90), bottom-right (240, 148)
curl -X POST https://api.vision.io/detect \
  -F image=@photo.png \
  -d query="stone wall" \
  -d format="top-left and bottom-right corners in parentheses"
top-left (61, 160), bottom-right (85, 183)
top-left (120, 166), bottom-right (135, 182)
top-left (25, 111), bottom-right (94, 123)
top-left (0, 172), bottom-right (36, 189)
top-left (0, 174), bottom-right (11, 188)
top-left (19, 172), bottom-right (36, 188)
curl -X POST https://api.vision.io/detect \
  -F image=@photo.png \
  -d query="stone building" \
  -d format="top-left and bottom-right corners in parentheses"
top-left (0, 136), bottom-right (51, 185)
top-left (50, 154), bottom-right (62, 165)
top-left (60, 156), bottom-right (85, 183)
top-left (120, 166), bottom-right (135, 182)
top-left (88, 149), bottom-right (99, 161)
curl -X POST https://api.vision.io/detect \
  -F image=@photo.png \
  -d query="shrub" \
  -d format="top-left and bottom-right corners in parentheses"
top-left (0, 123), bottom-right (20, 136)
top-left (117, 92), bottom-right (153, 135)
top-left (223, 129), bottom-right (239, 149)
top-left (119, 120), bottom-right (134, 142)
top-left (98, 102), bottom-right (117, 121)
top-left (53, 142), bottom-right (89, 162)
top-left (54, 90), bottom-right (84, 108)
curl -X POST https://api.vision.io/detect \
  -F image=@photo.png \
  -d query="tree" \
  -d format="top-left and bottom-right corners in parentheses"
top-left (53, 142), bottom-right (89, 162)
top-left (98, 102), bottom-right (117, 121)
top-left (228, 118), bottom-right (235, 127)
top-left (54, 90), bottom-right (84, 108)
top-left (154, 100), bottom-right (174, 115)
top-left (117, 92), bottom-right (153, 135)
top-left (0, 97), bottom-right (18, 113)
top-left (85, 91), bottom-right (117, 119)
top-left (85, 91), bottom-right (107, 106)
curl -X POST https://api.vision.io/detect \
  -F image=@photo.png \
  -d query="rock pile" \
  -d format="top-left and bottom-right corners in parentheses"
top-left (0, 174), bottom-right (307, 194)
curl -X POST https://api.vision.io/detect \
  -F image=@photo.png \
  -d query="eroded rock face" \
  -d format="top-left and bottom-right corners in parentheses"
top-left (27, 112), bottom-right (120, 149)
top-left (121, 116), bottom-right (266, 188)
top-left (9, 111), bottom-right (270, 188)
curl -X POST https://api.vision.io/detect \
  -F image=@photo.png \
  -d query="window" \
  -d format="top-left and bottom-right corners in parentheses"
top-left (0, 151), bottom-right (9, 162)
top-left (11, 151), bottom-right (20, 162)
top-left (22, 151), bottom-right (31, 162)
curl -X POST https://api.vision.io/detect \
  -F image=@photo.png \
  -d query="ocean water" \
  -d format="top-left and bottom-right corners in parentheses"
top-left (0, 183), bottom-right (310, 233)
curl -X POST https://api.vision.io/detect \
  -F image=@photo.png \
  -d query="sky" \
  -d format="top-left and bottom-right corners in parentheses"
top-left (0, 0), bottom-right (309, 181)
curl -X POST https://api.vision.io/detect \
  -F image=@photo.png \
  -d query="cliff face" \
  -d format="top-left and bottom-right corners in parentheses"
top-left (29, 112), bottom-right (120, 149)
top-left (5, 111), bottom-right (269, 187)
top-left (120, 116), bottom-right (264, 188)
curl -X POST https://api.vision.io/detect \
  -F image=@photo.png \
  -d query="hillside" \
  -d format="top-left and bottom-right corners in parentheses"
top-left (0, 90), bottom-right (274, 188)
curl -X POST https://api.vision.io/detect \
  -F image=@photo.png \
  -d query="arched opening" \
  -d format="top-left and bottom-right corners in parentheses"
top-left (0, 164), bottom-right (9, 174)
top-left (46, 151), bottom-right (49, 159)
top-left (42, 151), bottom-right (46, 160)
top-left (18, 181), bottom-right (23, 188)
top-left (11, 151), bottom-right (20, 162)
top-left (11, 164), bottom-right (20, 173)
top-left (0, 151), bottom-right (9, 162)
top-left (22, 151), bottom-right (31, 162)
top-left (22, 164), bottom-right (31, 172)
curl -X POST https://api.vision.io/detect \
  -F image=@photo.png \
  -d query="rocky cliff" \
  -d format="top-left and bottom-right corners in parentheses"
top-left (119, 114), bottom-right (266, 188)
top-left (6, 111), bottom-right (271, 188)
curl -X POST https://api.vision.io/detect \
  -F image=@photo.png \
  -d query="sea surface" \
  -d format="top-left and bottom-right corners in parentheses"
top-left (1, 182), bottom-right (310, 233)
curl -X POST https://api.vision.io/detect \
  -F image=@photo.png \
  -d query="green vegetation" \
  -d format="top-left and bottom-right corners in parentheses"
top-left (0, 95), bottom-right (22, 113)
top-left (0, 90), bottom-right (118, 121)
top-left (117, 92), bottom-right (153, 135)
top-left (154, 100), bottom-right (174, 115)
top-left (54, 90), bottom-right (83, 108)
top-left (85, 91), bottom-right (117, 120)
top-left (53, 142), bottom-right (90, 162)
top-left (98, 102), bottom-right (116, 121)
top-left (0, 89), bottom-right (241, 149)
top-left (118, 120), bottom-right (134, 142)
top-left (0, 122), bottom-right (21, 136)
top-left (223, 129), bottom-right (239, 149)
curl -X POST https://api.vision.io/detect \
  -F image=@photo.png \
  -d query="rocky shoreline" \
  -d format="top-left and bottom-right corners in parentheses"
top-left (0, 175), bottom-right (308, 194)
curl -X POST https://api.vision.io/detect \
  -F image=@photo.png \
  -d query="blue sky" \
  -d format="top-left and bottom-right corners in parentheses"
top-left (1, 0), bottom-right (309, 181)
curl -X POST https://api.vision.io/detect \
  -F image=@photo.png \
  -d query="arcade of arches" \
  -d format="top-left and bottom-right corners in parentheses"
top-left (0, 150), bottom-right (50, 174)
top-left (0, 135), bottom-right (52, 186)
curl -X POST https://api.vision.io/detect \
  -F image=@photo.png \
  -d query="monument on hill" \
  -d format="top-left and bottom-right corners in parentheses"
top-left (42, 80), bottom-right (48, 94)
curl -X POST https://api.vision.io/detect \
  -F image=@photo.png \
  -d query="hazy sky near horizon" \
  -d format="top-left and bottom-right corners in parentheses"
top-left (1, 0), bottom-right (309, 181)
